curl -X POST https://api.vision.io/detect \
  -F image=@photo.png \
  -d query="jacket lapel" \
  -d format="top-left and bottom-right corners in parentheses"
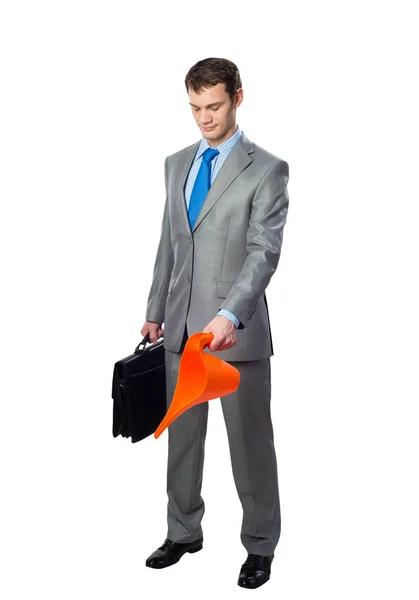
top-left (174, 133), bottom-right (255, 234)
top-left (192, 133), bottom-right (254, 232)
top-left (174, 141), bottom-right (200, 234)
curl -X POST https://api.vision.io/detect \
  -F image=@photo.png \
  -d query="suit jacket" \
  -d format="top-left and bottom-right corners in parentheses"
top-left (145, 132), bottom-right (289, 361)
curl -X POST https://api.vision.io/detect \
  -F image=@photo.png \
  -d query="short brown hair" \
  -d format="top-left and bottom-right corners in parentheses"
top-left (185, 57), bottom-right (242, 103)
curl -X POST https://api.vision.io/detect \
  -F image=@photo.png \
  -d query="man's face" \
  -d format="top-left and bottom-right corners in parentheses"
top-left (188, 82), bottom-right (243, 146)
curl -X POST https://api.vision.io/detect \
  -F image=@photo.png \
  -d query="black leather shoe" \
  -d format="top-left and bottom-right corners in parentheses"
top-left (237, 553), bottom-right (274, 589)
top-left (145, 537), bottom-right (203, 569)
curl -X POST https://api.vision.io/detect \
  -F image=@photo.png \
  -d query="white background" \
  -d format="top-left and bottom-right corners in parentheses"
top-left (1, 1), bottom-right (418, 598)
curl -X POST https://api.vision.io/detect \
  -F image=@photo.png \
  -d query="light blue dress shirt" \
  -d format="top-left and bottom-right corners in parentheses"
top-left (184, 125), bottom-right (242, 329)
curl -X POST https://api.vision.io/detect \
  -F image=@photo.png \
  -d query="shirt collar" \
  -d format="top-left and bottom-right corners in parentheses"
top-left (194, 124), bottom-right (242, 161)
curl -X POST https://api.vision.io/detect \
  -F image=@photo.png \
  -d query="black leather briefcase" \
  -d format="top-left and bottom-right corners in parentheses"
top-left (112, 334), bottom-right (166, 443)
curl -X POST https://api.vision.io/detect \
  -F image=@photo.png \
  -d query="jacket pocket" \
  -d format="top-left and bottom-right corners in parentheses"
top-left (216, 280), bottom-right (234, 299)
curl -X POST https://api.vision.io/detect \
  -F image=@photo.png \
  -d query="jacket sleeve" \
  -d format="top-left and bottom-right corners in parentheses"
top-left (145, 158), bottom-right (174, 324)
top-left (218, 159), bottom-right (289, 328)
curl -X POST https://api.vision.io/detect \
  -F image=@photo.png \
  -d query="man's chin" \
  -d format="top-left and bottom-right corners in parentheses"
top-left (203, 131), bottom-right (223, 145)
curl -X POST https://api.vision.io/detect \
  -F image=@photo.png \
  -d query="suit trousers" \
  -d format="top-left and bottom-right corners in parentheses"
top-left (164, 326), bottom-right (281, 556)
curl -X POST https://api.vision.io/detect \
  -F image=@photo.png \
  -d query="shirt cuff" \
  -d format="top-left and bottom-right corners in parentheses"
top-left (217, 309), bottom-right (240, 328)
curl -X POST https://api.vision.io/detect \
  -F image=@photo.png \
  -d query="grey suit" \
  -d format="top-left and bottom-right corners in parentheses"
top-left (146, 132), bottom-right (289, 362)
top-left (145, 132), bottom-right (289, 555)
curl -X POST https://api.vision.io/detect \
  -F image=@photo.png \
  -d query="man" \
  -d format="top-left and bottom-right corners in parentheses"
top-left (141, 57), bottom-right (289, 589)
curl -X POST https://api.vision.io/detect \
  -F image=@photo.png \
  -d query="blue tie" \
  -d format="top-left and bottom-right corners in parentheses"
top-left (188, 147), bottom-right (219, 229)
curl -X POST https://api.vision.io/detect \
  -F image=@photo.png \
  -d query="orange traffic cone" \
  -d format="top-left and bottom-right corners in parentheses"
top-left (154, 332), bottom-right (240, 439)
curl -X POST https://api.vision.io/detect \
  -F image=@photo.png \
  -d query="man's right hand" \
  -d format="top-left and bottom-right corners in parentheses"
top-left (141, 320), bottom-right (164, 344)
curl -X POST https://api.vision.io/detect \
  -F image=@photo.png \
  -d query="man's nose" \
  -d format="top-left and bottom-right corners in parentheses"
top-left (200, 110), bottom-right (212, 125)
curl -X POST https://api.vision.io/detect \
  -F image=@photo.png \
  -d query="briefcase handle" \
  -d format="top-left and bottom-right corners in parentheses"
top-left (134, 333), bottom-right (163, 354)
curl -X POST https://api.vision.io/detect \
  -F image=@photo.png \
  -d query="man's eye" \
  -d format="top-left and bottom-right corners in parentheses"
top-left (212, 107), bottom-right (219, 111)
top-left (193, 107), bottom-right (200, 112)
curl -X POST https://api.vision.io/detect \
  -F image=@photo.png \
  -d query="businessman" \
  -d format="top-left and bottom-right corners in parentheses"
top-left (141, 57), bottom-right (289, 589)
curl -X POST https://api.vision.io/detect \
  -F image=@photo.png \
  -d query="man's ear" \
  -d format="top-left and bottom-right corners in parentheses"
top-left (234, 88), bottom-right (244, 109)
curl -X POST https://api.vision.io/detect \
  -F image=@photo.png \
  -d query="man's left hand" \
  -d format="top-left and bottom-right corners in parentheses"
top-left (203, 315), bottom-right (237, 351)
